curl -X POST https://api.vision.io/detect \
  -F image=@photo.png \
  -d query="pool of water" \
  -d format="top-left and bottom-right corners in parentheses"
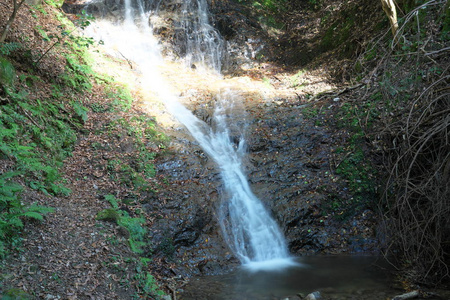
top-left (180, 255), bottom-right (400, 299)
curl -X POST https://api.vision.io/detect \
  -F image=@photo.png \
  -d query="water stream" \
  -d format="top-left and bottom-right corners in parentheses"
top-left (85, 0), bottom-right (293, 269)
top-left (181, 255), bottom-right (397, 299)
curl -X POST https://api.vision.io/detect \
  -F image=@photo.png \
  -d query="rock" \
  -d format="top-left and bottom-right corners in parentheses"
top-left (305, 291), bottom-right (322, 300)
top-left (96, 209), bottom-right (120, 223)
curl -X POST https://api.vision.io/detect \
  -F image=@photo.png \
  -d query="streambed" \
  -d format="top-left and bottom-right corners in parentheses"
top-left (180, 255), bottom-right (397, 300)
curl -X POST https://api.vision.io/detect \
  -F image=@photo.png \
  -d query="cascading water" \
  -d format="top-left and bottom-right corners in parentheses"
top-left (165, 89), bottom-right (295, 269)
top-left (180, 0), bottom-right (224, 73)
top-left (84, 0), bottom-right (294, 269)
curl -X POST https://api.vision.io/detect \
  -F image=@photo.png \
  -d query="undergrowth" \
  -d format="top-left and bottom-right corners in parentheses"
top-left (354, 0), bottom-right (449, 286)
top-left (96, 194), bottom-right (167, 299)
top-left (0, 1), bottom-right (96, 258)
top-left (323, 101), bottom-right (379, 221)
top-left (0, 0), bottom-right (167, 296)
top-left (237, 0), bottom-right (287, 30)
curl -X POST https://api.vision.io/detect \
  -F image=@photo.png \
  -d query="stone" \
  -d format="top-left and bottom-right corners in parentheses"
top-left (305, 291), bottom-right (322, 300)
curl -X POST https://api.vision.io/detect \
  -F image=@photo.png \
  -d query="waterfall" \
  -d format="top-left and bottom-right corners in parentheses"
top-left (165, 89), bottom-right (294, 269)
top-left (180, 0), bottom-right (224, 73)
top-left (84, 0), bottom-right (294, 270)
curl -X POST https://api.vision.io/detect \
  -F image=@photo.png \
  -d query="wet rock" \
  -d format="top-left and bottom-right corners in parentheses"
top-left (173, 209), bottom-right (210, 247)
top-left (305, 291), bottom-right (322, 300)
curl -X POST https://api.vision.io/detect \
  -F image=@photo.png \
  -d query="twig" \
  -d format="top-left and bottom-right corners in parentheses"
top-left (0, 95), bottom-right (11, 104)
top-left (17, 105), bottom-right (44, 130)
top-left (34, 28), bottom-right (78, 66)
top-left (167, 285), bottom-right (177, 300)
top-left (117, 51), bottom-right (133, 69)
top-left (309, 83), bottom-right (364, 101)
top-left (392, 290), bottom-right (420, 300)
top-left (334, 151), bottom-right (352, 170)
top-left (425, 47), bottom-right (450, 56)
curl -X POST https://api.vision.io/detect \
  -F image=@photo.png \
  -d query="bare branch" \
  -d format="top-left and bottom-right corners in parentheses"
top-left (0, 0), bottom-right (27, 43)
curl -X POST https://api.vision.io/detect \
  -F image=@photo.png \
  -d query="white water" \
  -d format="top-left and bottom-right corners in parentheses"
top-left (85, 0), bottom-right (294, 270)
top-left (180, 0), bottom-right (224, 73)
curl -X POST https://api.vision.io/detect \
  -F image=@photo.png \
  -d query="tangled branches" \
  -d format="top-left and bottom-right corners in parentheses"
top-left (384, 75), bottom-right (450, 284)
top-left (358, 0), bottom-right (450, 285)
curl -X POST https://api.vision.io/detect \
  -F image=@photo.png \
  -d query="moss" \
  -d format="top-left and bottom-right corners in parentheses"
top-left (96, 209), bottom-right (120, 223)
top-left (321, 17), bottom-right (355, 53)
top-left (1, 288), bottom-right (33, 300)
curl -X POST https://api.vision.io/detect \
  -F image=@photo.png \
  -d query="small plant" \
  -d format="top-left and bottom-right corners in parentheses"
top-left (0, 56), bottom-right (16, 91)
top-left (302, 106), bottom-right (319, 119)
top-left (104, 194), bottom-right (119, 209)
top-left (0, 42), bottom-right (22, 56)
top-left (107, 159), bottom-right (122, 172)
top-left (105, 85), bottom-right (133, 111)
top-left (97, 195), bottom-right (148, 254)
top-left (290, 69), bottom-right (306, 88)
top-left (1, 288), bottom-right (33, 299)
top-left (0, 172), bottom-right (54, 258)
top-left (71, 100), bottom-right (89, 124)
top-left (134, 272), bottom-right (166, 299)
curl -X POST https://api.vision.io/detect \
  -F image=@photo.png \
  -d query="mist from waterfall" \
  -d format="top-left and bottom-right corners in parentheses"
top-left (84, 0), bottom-right (294, 270)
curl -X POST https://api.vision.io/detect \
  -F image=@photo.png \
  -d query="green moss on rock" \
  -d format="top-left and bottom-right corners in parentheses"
top-left (96, 209), bottom-right (120, 223)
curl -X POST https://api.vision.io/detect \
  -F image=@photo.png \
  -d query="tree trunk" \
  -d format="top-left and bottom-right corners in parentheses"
top-left (380, 0), bottom-right (399, 44)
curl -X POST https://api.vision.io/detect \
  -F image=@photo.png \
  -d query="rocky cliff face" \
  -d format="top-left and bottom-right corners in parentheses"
top-left (152, 90), bottom-right (380, 277)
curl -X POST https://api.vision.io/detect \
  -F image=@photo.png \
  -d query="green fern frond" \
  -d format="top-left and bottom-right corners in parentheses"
top-left (0, 56), bottom-right (16, 89)
top-left (0, 43), bottom-right (22, 56)
top-left (20, 211), bottom-right (44, 221)
top-left (27, 204), bottom-right (55, 215)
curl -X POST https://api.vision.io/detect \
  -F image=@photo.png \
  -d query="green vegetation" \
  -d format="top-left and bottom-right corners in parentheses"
top-left (238, 0), bottom-right (287, 13)
top-left (1, 288), bottom-right (33, 299)
top-left (301, 106), bottom-right (319, 119)
top-left (289, 69), bottom-right (306, 88)
top-left (343, 0), bottom-right (450, 285)
top-left (322, 101), bottom-right (378, 220)
top-left (0, 173), bottom-right (54, 257)
top-left (96, 193), bottom-right (168, 299)
top-left (97, 204), bottom-right (148, 254)
top-left (0, 43), bottom-right (21, 56)
top-left (99, 114), bottom-right (166, 192)
top-left (237, 0), bottom-right (287, 30)
top-left (320, 7), bottom-right (360, 56)
top-left (134, 271), bottom-right (166, 299)
top-left (0, 44), bottom-right (90, 255)
top-left (1, 0), bottom-right (168, 293)
top-left (103, 256), bottom-right (166, 299)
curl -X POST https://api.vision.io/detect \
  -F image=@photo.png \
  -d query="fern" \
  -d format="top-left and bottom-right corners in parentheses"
top-left (104, 194), bottom-right (119, 209)
top-left (71, 100), bottom-right (88, 123)
top-left (0, 173), bottom-right (55, 257)
top-left (0, 43), bottom-right (22, 56)
top-left (0, 56), bottom-right (16, 90)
